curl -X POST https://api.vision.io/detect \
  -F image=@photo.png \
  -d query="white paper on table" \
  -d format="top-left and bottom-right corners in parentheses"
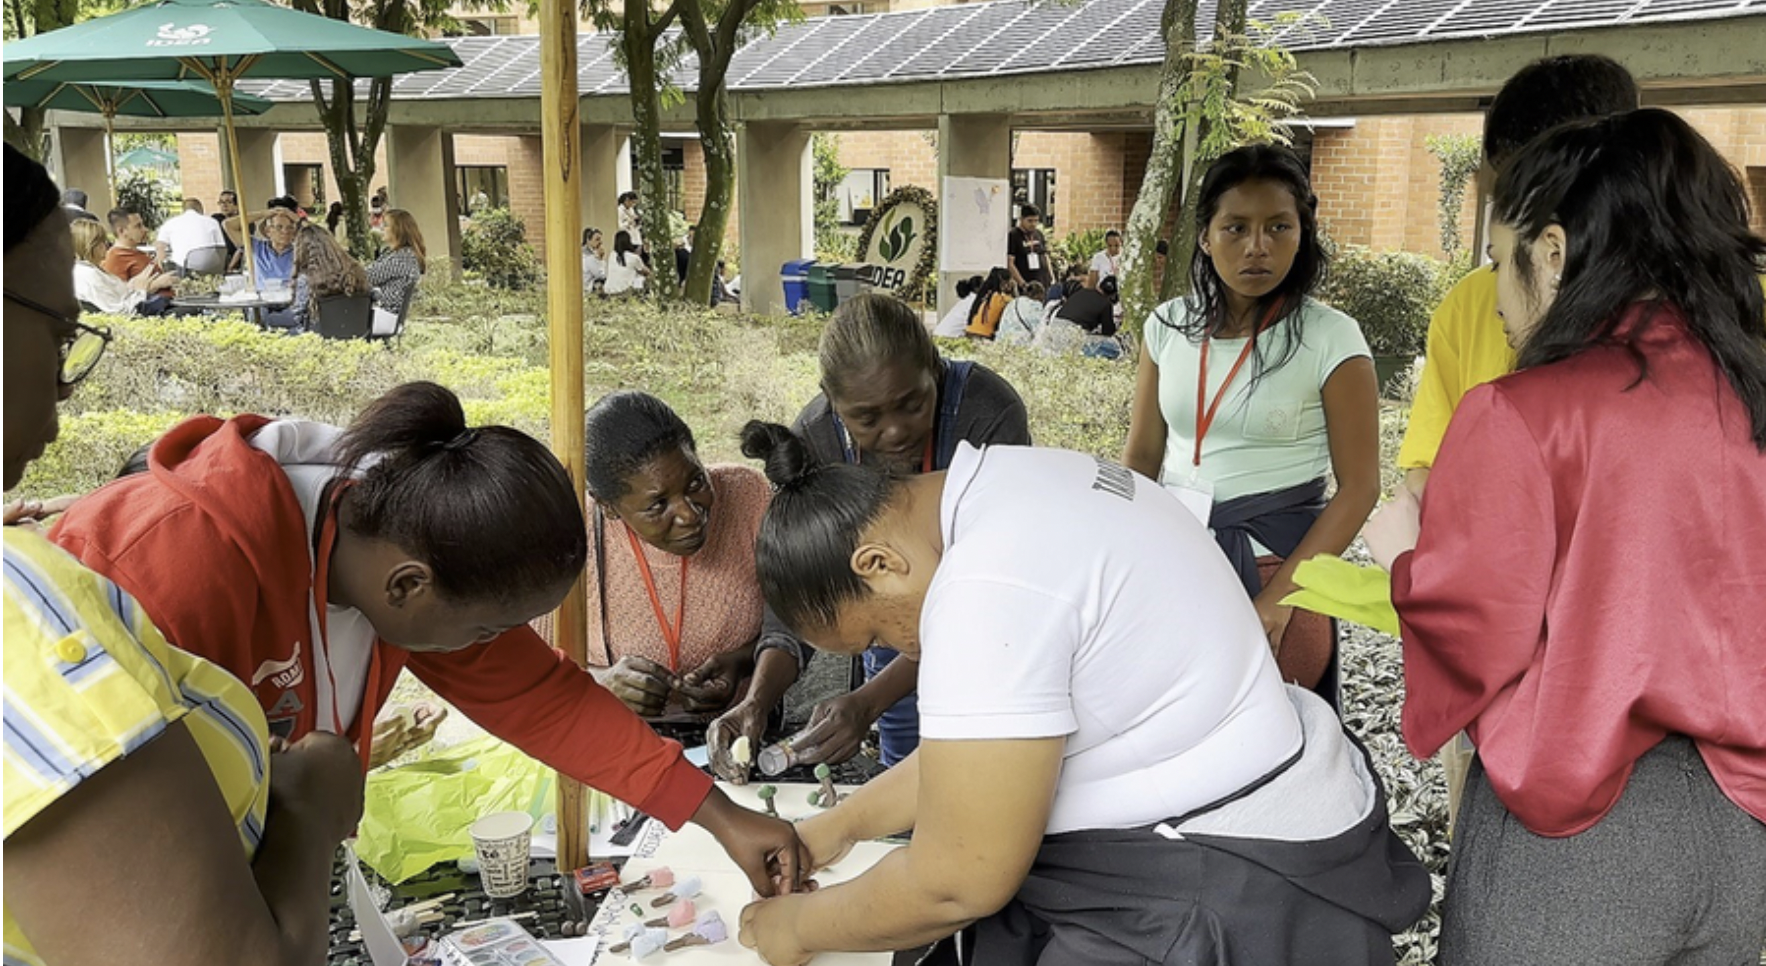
top-left (586, 782), bottom-right (897, 964)
top-left (541, 936), bottom-right (601, 965)
top-left (940, 176), bottom-right (1011, 274)
top-left (344, 844), bottom-right (409, 966)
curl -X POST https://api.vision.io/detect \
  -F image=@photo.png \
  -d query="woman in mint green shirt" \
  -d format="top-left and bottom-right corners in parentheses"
top-left (1123, 145), bottom-right (1380, 706)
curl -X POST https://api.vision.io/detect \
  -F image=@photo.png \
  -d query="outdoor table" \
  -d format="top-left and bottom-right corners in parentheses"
top-left (171, 291), bottom-right (292, 327)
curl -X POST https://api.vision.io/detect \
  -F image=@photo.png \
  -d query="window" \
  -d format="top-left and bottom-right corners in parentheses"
top-left (838, 168), bottom-right (889, 226)
top-left (282, 164), bottom-right (325, 210)
top-left (457, 166), bottom-right (509, 214)
top-left (661, 144), bottom-right (686, 215)
top-left (443, 15), bottom-right (516, 36)
top-left (1012, 168), bottom-right (1056, 229)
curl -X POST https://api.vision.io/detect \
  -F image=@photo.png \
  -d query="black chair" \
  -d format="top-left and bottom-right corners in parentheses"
top-left (311, 294), bottom-right (373, 340)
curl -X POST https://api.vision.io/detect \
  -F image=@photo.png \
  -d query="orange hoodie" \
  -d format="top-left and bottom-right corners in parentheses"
top-left (50, 414), bottom-right (713, 829)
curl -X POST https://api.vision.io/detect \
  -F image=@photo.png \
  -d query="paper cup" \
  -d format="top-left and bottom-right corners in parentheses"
top-left (469, 811), bottom-right (534, 898)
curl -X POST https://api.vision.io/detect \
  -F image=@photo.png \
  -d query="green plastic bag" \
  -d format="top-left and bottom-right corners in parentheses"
top-left (1279, 555), bottom-right (1401, 637)
top-left (355, 736), bottom-right (555, 883)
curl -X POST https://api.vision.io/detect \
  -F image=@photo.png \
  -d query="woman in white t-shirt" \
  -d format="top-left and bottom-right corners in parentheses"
top-left (581, 227), bottom-right (608, 291)
top-left (1123, 146), bottom-right (1379, 706)
top-left (603, 230), bottom-right (649, 296)
top-left (732, 426), bottom-right (1428, 965)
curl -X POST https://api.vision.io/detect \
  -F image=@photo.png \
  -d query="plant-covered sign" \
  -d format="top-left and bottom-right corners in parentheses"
top-left (855, 185), bottom-right (937, 301)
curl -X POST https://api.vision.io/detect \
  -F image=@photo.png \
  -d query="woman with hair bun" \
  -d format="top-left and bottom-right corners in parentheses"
top-left (732, 422), bottom-right (1428, 966)
top-left (1365, 107), bottom-right (1766, 964)
top-left (50, 381), bottom-right (809, 897)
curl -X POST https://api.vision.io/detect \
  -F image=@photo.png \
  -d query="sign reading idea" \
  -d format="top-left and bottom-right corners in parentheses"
top-left (855, 186), bottom-right (937, 301)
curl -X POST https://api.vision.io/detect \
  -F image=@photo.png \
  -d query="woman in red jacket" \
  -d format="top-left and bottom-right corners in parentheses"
top-left (1364, 109), bottom-right (1766, 964)
top-left (50, 381), bottom-right (807, 895)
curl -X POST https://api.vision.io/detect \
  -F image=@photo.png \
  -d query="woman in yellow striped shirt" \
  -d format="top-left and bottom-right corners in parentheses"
top-left (3, 144), bottom-right (361, 966)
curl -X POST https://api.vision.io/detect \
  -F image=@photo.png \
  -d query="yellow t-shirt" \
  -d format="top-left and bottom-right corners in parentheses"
top-left (1396, 266), bottom-right (1513, 470)
top-left (3, 528), bottom-right (271, 966)
top-left (1400, 269), bottom-right (1766, 470)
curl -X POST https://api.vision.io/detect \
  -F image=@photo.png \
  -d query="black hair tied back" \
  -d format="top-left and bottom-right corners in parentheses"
top-left (741, 420), bottom-right (819, 491)
top-left (335, 381), bottom-right (588, 604)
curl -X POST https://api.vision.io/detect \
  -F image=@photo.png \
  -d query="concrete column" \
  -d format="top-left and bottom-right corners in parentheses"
top-left (219, 126), bottom-right (281, 211)
top-left (580, 123), bottom-right (624, 242)
top-left (49, 126), bottom-right (113, 216)
top-left (386, 124), bottom-right (462, 280)
top-left (615, 132), bottom-right (633, 195)
top-left (935, 112), bottom-right (1012, 314)
top-left (736, 121), bottom-right (811, 317)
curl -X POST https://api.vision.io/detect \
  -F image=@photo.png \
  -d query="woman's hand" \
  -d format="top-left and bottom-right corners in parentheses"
top-left (1252, 592), bottom-right (1295, 653)
top-left (691, 788), bottom-right (812, 897)
top-left (1363, 487), bottom-right (1423, 572)
top-left (268, 732), bottom-right (365, 843)
top-left (791, 692), bottom-right (878, 767)
top-left (706, 697), bottom-right (769, 784)
top-left (739, 894), bottom-right (813, 966)
top-left (592, 656), bottom-right (673, 717)
top-left (676, 648), bottom-right (754, 714)
top-left (793, 809), bottom-right (856, 872)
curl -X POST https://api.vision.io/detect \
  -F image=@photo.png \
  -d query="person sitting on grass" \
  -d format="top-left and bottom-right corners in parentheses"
top-left (49, 380), bottom-right (811, 897)
top-left (706, 293), bottom-right (1030, 781)
top-left (733, 424), bottom-right (1430, 966)
top-left (604, 229), bottom-right (650, 296)
top-left (4, 141), bottom-right (365, 966)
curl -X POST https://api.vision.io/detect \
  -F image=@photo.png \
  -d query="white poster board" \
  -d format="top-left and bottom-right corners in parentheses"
top-left (939, 176), bottom-right (1010, 275)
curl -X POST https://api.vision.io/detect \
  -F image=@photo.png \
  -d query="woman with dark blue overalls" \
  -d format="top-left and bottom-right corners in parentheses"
top-left (705, 293), bottom-right (1032, 781)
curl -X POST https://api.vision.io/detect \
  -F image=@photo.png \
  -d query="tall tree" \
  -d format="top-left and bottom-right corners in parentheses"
top-left (584, 0), bottom-right (685, 300)
top-left (288, 0), bottom-right (463, 258)
top-left (676, 0), bottom-right (799, 306)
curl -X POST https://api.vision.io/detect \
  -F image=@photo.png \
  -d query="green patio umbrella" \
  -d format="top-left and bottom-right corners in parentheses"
top-left (3, 0), bottom-right (461, 283)
top-left (3, 79), bottom-right (273, 197)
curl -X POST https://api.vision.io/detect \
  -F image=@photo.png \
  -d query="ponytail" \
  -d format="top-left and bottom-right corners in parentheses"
top-left (741, 421), bottom-right (896, 634)
top-left (336, 382), bottom-right (587, 602)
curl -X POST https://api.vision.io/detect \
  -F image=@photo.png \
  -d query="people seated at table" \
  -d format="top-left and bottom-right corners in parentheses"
top-left (263, 224), bottom-right (369, 333)
top-left (1363, 108), bottom-right (1766, 966)
top-left (102, 207), bottom-right (174, 296)
top-left (604, 229), bottom-right (649, 296)
top-left (70, 220), bottom-right (177, 317)
top-left (212, 190), bottom-right (242, 270)
top-left (366, 208), bottom-right (425, 334)
top-left (732, 426), bottom-right (1430, 965)
top-left (4, 142), bottom-right (363, 966)
top-left (47, 381), bottom-right (810, 897)
top-left (706, 293), bottom-right (1031, 781)
top-left (158, 198), bottom-right (229, 273)
top-left (1123, 145), bottom-right (1381, 709)
top-left (533, 391), bottom-right (775, 720)
top-left (221, 205), bottom-right (299, 283)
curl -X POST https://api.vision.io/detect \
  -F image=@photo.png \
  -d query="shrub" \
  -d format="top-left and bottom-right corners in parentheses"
top-left (1053, 228), bottom-right (1111, 278)
top-left (461, 207), bottom-right (541, 290)
top-left (1320, 246), bottom-right (1445, 357)
top-left (116, 169), bottom-right (180, 230)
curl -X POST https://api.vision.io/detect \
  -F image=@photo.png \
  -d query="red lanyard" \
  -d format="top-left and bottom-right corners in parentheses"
top-left (313, 486), bottom-right (379, 772)
top-left (624, 525), bottom-right (689, 673)
top-left (1193, 304), bottom-right (1281, 467)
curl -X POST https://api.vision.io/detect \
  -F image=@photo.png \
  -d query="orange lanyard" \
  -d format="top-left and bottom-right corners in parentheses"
top-left (1193, 304), bottom-right (1281, 468)
top-left (624, 525), bottom-right (689, 673)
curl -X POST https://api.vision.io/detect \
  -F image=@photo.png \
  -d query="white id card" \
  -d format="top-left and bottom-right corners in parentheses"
top-left (1027, 252), bottom-right (1041, 271)
top-left (1164, 471), bottom-right (1215, 527)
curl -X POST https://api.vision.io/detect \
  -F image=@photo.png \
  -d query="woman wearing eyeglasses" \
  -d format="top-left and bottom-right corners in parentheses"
top-left (4, 143), bottom-right (366, 966)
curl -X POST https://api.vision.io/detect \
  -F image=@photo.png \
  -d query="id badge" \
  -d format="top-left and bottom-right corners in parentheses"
top-left (1164, 470), bottom-right (1215, 527)
top-left (1027, 252), bottom-right (1041, 271)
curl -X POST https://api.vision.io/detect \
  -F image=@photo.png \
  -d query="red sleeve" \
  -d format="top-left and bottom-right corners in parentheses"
top-left (1391, 383), bottom-right (1556, 759)
top-left (406, 626), bottom-right (713, 830)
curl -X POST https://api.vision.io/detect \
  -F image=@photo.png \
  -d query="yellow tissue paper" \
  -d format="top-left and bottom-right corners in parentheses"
top-left (355, 736), bottom-right (554, 883)
top-left (1279, 555), bottom-right (1401, 637)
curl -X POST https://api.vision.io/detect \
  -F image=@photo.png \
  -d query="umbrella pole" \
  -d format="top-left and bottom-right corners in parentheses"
top-left (104, 111), bottom-right (117, 204)
top-left (216, 71), bottom-right (259, 289)
top-left (539, 0), bottom-right (589, 874)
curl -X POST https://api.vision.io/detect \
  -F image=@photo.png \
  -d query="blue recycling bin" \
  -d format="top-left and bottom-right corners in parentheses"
top-left (782, 258), bottom-right (818, 314)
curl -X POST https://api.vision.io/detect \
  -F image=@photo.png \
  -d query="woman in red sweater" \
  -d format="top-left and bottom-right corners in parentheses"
top-left (1364, 109), bottom-right (1766, 964)
top-left (50, 382), bottom-right (807, 896)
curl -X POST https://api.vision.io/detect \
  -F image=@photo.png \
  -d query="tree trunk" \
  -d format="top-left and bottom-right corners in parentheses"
top-left (622, 3), bottom-right (679, 301)
top-left (1160, 0), bottom-right (1248, 303)
top-left (5, 109), bottom-right (47, 160)
top-left (1119, 0), bottom-right (1201, 335)
top-left (685, 83), bottom-right (735, 307)
top-left (311, 75), bottom-right (391, 259)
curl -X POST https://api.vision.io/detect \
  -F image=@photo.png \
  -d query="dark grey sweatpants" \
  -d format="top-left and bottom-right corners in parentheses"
top-left (1442, 738), bottom-right (1766, 966)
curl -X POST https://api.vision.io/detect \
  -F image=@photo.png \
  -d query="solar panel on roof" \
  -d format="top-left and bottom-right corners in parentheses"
top-left (726, 19), bottom-right (822, 86)
top-left (890, 2), bottom-right (1018, 77)
top-left (1522, 0), bottom-right (1642, 28)
top-left (954, 0), bottom-right (1085, 74)
top-left (1630, 0), bottom-right (1748, 15)
top-left (860, 6), bottom-right (988, 81)
top-left (827, 9), bottom-right (948, 82)
top-left (770, 15), bottom-right (884, 85)
top-left (1268, 0), bottom-right (1395, 48)
top-left (1339, 0), bottom-right (1462, 42)
top-left (1054, 0), bottom-right (1163, 68)
top-left (1433, 0), bottom-right (1558, 34)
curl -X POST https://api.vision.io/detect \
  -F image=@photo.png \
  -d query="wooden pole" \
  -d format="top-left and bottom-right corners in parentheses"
top-left (203, 59), bottom-right (260, 289)
top-left (540, 0), bottom-right (589, 874)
